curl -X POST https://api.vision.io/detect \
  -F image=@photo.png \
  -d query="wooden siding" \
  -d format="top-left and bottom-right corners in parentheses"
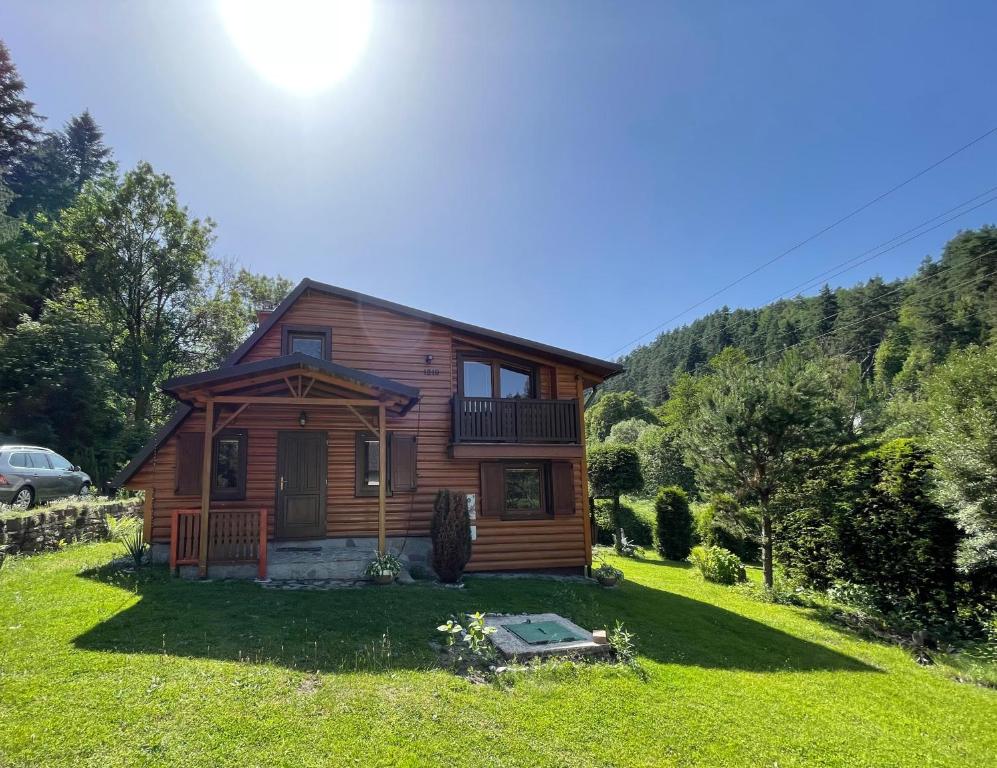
top-left (128, 288), bottom-right (591, 571)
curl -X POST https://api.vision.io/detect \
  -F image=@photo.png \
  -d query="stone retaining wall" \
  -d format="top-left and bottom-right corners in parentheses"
top-left (0, 501), bottom-right (142, 556)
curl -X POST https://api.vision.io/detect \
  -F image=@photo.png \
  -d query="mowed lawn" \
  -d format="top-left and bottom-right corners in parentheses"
top-left (1, 545), bottom-right (994, 768)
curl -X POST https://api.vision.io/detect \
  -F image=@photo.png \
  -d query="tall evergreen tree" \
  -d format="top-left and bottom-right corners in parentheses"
top-left (64, 110), bottom-right (113, 190)
top-left (0, 40), bottom-right (43, 174)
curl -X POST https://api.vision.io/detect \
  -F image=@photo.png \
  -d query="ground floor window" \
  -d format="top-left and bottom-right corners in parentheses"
top-left (480, 460), bottom-right (575, 519)
top-left (354, 431), bottom-right (418, 496)
top-left (212, 430), bottom-right (247, 500)
top-left (503, 464), bottom-right (545, 516)
top-left (174, 429), bottom-right (248, 500)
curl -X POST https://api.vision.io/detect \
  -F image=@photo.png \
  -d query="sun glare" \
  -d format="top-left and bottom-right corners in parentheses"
top-left (218, 0), bottom-right (372, 94)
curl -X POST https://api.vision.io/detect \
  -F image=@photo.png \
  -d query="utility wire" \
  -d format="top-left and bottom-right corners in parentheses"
top-left (607, 124), bottom-right (997, 358)
top-left (684, 193), bottom-right (997, 352)
top-left (746, 265), bottom-right (997, 365)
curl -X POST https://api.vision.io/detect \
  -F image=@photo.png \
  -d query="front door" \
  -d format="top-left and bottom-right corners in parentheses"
top-left (276, 431), bottom-right (327, 539)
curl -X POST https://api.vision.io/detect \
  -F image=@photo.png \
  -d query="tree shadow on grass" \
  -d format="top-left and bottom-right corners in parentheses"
top-left (72, 561), bottom-right (876, 675)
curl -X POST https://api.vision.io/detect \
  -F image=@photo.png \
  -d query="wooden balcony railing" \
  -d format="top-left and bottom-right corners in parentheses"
top-left (169, 507), bottom-right (268, 580)
top-left (452, 396), bottom-right (580, 444)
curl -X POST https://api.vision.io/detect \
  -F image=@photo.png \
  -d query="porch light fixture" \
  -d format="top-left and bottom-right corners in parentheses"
top-left (298, 411), bottom-right (308, 427)
top-left (425, 354), bottom-right (433, 364)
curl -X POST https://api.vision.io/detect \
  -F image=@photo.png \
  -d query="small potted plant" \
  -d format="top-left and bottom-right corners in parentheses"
top-left (594, 560), bottom-right (624, 588)
top-left (364, 552), bottom-right (402, 584)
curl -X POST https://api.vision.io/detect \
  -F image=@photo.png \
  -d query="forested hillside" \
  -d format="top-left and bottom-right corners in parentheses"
top-left (587, 226), bottom-right (997, 641)
top-left (0, 41), bottom-right (290, 485)
top-left (607, 227), bottom-right (997, 404)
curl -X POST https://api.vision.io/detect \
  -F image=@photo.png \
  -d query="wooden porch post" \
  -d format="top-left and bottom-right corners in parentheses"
top-left (198, 398), bottom-right (214, 577)
top-left (378, 403), bottom-right (387, 554)
top-left (576, 377), bottom-right (593, 568)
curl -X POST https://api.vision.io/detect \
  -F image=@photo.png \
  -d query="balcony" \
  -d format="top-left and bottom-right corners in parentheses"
top-left (452, 396), bottom-right (580, 447)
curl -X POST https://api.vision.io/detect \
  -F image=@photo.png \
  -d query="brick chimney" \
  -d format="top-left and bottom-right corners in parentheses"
top-left (256, 309), bottom-right (272, 326)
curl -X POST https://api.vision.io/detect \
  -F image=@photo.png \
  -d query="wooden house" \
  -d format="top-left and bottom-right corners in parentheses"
top-left (113, 279), bottom-right (621, 579)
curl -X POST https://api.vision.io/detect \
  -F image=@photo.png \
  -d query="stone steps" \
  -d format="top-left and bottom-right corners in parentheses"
top-left (266, 538), bottom-right (377, 581)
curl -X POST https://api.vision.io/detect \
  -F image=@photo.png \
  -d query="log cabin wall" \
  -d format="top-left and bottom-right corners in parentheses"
top-left (127, 287), bottom-right (590, 570)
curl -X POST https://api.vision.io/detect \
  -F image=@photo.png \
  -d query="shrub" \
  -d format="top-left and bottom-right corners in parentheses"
top-left (635, 424), bottom-right (696, 497)
top-left (689, 545), bottom-right (746, 585)
top-left (694, 493), bottom-right (759, 562)
top-left (430, 490), bottom-right (471, 583)
top-left (593, 499), bottom-right (653, 546)
top-left (655, 486), bottom-right (693, 561)
top-left (606, 418), bottom-right (651, 445)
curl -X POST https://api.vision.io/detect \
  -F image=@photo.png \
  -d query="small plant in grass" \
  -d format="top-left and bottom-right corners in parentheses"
top-left (104, 514), bottom-right (146, 565)
top-left (437, 611), bottom-right (498, 675)
top-left (608, 620), bottom-right (647, 680)
top-left (593, 557), bottom-right (624, 587)
top-left (364, 552), bottom-right (402, 583)
top-left (688, 545), bottom-right (746, 585)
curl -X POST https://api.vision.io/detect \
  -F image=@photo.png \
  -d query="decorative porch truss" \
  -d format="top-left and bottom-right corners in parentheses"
top-left (160, 353), bottom-right (420, 576)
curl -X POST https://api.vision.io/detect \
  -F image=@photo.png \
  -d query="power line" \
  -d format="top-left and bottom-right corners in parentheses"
top-left (746, 264), bottom-right (997, 365)
top-left (684, 190), bottom-right (997, 351)
top-left (607, 124), bottom-right (997, 358)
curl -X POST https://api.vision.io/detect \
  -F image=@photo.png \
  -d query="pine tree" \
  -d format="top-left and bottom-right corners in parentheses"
top-left (64, 110), bottom-right (113, 190)
top-left (0, 40), bottom-right (43, 173)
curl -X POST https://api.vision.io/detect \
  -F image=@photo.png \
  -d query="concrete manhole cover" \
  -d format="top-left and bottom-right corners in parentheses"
top-left (484, 613), bottom-right (610, 660)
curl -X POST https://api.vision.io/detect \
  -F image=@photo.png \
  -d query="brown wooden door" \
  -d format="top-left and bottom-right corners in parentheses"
top-left (276, 431), bottom-right (327, 539)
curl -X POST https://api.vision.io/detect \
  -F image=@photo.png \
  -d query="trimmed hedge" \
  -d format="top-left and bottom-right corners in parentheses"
top-left (655, 486), bottom-right (693, 561)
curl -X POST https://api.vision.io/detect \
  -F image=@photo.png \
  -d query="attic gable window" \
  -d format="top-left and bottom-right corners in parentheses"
top-left (281, 325), bottom-right (332, 360)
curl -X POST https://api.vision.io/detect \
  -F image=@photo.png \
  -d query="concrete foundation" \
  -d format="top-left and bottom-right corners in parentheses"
top-left (157, 536), bottom-right (434, 581)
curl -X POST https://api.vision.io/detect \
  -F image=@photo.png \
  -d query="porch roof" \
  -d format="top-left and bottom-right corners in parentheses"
top-left (161, 353), bottom-right (420, 405)
top-left (111, 355), bottom-right (420, 489)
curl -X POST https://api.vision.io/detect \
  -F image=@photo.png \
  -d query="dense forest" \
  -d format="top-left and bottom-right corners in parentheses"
top-left (0, 41), bottom-right (291, 485)
top-left (606, 227), bottom-right (997, 404)
top-left (587, 227), bottom-right (997, 642)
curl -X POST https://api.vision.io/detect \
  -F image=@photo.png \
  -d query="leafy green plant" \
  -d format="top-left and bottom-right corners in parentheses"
top-left (430, 490), bottom-right (471, 583)
top-left (103, 514), bottom-right (145, 565)
top-left (608, 620), bottom-right (646, 680)
top-left (594, 558), bottom-right (624, 584)
top-left (688, 545), bottom-right (746, 585)
top-left (437, 611), bottom-right (497, 666)
top-left (363, 552), bottom-right (402, 578)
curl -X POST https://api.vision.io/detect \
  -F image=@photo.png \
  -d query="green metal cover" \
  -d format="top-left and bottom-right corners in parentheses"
top-left (502, 620), bottom-right (581, 645)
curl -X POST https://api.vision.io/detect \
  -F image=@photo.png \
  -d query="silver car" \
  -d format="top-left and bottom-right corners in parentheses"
top-left (0, 445), bottom-right (92, 509)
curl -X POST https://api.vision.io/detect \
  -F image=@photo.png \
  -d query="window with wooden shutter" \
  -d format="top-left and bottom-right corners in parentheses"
top-left (390, 434), bottom-right (417, 493)
top-left (175, 432), bottom-right (204, 496)
top-left (551, 461), bottom-right (575, 516)
top-left (480, 462), bottom-right (504, 517)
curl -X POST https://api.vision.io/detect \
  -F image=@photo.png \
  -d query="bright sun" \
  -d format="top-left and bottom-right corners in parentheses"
top-left (218, 0), bottom-right (372, 94)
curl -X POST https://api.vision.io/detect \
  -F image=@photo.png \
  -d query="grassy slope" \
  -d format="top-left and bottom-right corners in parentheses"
top-left (0, 545), bottom-right (994, 768)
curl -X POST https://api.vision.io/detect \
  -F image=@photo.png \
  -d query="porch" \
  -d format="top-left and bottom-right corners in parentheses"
top-left (159, 354), bottom-right (421, 578)
top-left (165, 508), bottom-right (432, 580)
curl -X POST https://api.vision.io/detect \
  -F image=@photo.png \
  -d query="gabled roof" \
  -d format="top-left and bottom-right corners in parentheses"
top-left (162, 353), bottom-right (420, 403)
top-left (113, 277), bottom-right (620, 488)
top-left (224, 278), bottom-right (624, 380)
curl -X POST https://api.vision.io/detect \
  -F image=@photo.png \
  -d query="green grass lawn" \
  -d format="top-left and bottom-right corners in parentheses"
top-left (1, 544), bottom-right (994, 768)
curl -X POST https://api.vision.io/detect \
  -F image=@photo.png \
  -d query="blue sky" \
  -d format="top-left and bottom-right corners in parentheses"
top-left (4, 1), bottom-right (997, 360)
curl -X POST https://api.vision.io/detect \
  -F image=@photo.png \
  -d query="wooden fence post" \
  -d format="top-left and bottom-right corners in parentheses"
top-left (258, 507), bottom-right (268, 581)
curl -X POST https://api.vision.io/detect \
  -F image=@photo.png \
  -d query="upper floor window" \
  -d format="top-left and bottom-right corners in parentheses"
top-left (281, 325), bottom-right (332, 360)
top-left (459, 355), bottom-right (535, 399)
